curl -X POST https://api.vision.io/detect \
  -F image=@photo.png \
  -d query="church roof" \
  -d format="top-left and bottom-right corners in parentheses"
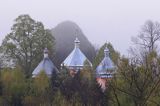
top-left (62, 38), bottom-right (92, 69)
top-left (96, 47), bottom-right (115, 78)
top-left (32, 48), bottom-right (57, 77)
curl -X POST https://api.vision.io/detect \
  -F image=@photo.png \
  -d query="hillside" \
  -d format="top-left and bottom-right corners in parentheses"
top-left (51, 21), bottom-right (96, 68)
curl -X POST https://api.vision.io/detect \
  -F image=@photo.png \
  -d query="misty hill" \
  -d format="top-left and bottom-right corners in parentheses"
top-left (51, 21), bottom-right (96, 68)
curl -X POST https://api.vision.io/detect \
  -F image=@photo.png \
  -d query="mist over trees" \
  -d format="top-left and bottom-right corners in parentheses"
top-left (131, 20), bottom-right (160, 53)
top-left (51, 21), bottom-right (96, 68)
top-left (93, 42), bottom-right (120, 69)
top-left (0, 15), bottom-right (160, 106)
top-left (109, 20), bottom-right (160, 106)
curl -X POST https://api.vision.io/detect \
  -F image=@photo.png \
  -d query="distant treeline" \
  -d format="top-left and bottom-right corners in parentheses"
top-left (0, 15), bottom-right (160, 106)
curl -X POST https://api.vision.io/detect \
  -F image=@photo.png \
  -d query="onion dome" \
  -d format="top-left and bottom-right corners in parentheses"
top-left (32, 48), bottom-right (57, 77)
top-left (61, 37), bottom-right (92, 71)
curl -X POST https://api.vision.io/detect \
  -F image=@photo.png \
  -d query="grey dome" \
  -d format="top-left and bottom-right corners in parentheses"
top-left (61, 38), bottom-right (92, 71)
top-left (96, 47), bottom-right (115, 78)
top-left (32, 48), bottom-right (57, 77)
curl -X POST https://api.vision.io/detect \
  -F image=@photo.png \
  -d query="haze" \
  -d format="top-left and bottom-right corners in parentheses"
top-left (0, 0), bottom-right (160, 55)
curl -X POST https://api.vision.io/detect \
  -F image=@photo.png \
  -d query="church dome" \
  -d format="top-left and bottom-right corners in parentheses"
top-left (61, 38), bottom-right (92, 71)
top-left (96, 47), bottom-right (115, 78)
top-left (32, 48), bottom-right (58, 77)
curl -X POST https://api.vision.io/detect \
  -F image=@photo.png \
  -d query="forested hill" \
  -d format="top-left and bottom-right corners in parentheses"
top-left (51, 21), bottom-right (96, 68)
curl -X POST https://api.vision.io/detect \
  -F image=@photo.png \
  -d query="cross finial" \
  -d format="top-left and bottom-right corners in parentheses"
top-left (104, 47), bottom-right (109, 57)
top-left (74, 37), bottom-right (80, 48)
top-left (44, 48), bottom-right (49, 58)
top-left (75, 28), bottom-right (79, 38)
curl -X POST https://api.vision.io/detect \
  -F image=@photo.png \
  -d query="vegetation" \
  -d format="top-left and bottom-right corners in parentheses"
top-left (0, 15), bottom-right (160, 106)
top-left (93, 42), bottom-right (120, 69)
top-left (0, 14), bottom-right (55, 77)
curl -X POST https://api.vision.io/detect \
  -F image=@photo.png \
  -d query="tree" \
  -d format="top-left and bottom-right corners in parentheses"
top-left (0, 15), bottom-right (55, 77)
top-left (108, 20), bottom-right (160, 105)
top-left (132, 20), bottom-right (160, 52)
top-left (93, 42), bottom-right (120, 69)
top-left (1, 68), bottom-right (27, 106)
top-left (109, 53), bottom-right (160, 106)
top-left (0, 56), bottom-right (2, 70)
top-left (23, 71), bottom-right (53, 105)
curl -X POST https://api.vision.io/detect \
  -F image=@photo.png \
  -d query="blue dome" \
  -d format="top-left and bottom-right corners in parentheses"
top-left (32, 48), bottom-right (58, 77)
top-left (61, 38), bottom-right (92, 71)
top-left (96, 47), bottom-right (115, 78)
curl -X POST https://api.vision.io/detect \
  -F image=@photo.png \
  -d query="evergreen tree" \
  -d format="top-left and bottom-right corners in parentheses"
top-left (93, 42), bottom-right (120, 69)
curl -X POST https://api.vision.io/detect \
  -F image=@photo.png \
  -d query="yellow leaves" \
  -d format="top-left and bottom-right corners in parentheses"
top-left (23, 96), bottom-right (38, 106)
top-left (33, 71), bottom-right (50, 94)
top-left (1, 68), bottom-right (26, 96)
top-left (1, 70), bottom-right (13, 86)
top-left (53, 91), bottom-right (82, 106)
top-left (80, 68), bottom-right (92, 82)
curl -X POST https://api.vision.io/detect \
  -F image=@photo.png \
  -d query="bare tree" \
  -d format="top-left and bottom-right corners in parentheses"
top-left (108, 20), bottom-right (160, 106)
top-left (109, 55), bottom-right (160, 106)
top-left (132, 20), bottom-right (160, 52)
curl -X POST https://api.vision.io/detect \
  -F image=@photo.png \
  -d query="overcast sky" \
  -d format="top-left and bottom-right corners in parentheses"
top-left (0, 0), bottom-right (160, 55)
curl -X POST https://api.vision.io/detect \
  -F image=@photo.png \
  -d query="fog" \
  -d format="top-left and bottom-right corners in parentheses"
top-left (0, 0), bottom-right (160, 55)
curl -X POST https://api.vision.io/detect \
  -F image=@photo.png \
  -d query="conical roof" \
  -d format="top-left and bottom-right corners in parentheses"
top-left (96, 47), bottom-right (115, 78)
top-left (32, 48), bottom-right (57, 77)
top-left (62, 38), bottom-right (92, 70)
